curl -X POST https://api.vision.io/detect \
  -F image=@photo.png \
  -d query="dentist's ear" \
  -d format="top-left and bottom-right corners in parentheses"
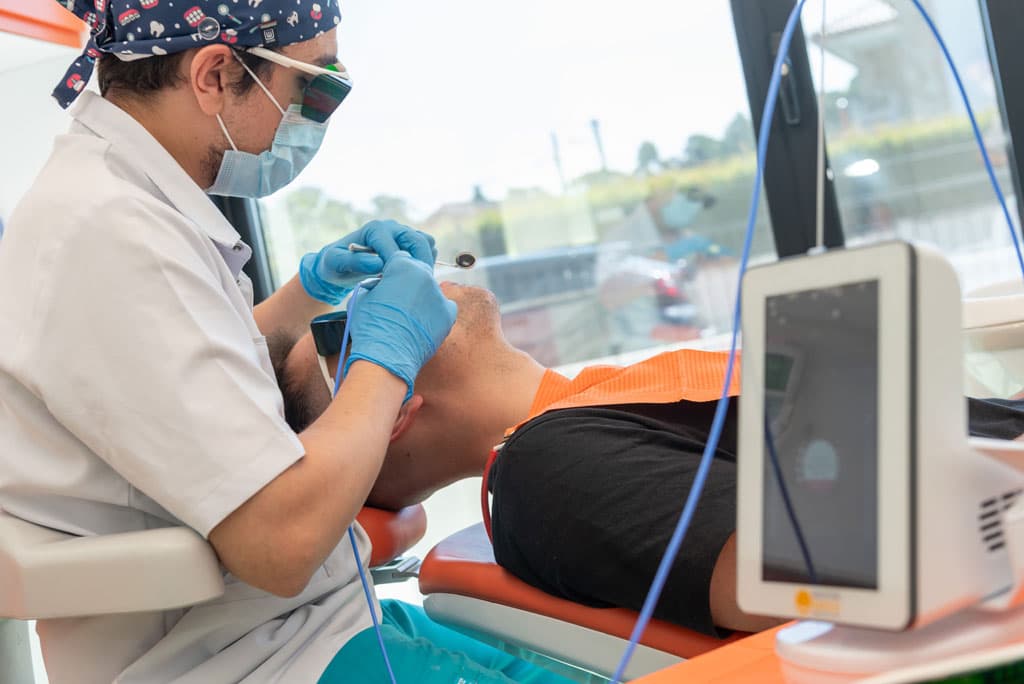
top-left (189, 44), bottom-right (236, 115)
top-left (390, 394), bottom-right (424, 442)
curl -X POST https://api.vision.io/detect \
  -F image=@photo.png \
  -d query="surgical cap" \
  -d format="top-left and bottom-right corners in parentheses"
top-left (52, 0), bottom-right (343, 108)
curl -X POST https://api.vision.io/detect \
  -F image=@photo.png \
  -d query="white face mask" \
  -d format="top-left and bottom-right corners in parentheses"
top-left (206, 59), bottom-right (328, 198)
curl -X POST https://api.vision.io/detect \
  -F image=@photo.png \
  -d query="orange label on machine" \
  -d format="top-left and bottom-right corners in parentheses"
top-left (794, 589), bottom-right (841, 618)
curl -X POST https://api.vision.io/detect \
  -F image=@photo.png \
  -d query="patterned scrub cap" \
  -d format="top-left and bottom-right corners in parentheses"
top-left (53, 0), bottom-right (343, 108)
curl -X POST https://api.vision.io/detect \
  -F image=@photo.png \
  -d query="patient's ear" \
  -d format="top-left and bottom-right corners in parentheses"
top-left (390, 394), bottom-right (424, 442)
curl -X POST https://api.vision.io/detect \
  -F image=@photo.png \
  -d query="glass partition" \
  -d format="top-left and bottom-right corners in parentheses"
top-left (802, 0), bottom-right (1020, 295)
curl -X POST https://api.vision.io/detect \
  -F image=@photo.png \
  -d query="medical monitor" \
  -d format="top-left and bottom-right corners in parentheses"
top-left (737, 242), bottom-right (914, 630)
top-left (761, 280), bottom-right (879, 590)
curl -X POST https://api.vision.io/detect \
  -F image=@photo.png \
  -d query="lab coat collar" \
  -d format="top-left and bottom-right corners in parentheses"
top-left (68, 92), bottom-right (251, 278)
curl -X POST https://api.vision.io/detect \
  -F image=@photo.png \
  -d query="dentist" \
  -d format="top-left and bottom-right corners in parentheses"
top-left (0, 2), bottom-right (563, 682)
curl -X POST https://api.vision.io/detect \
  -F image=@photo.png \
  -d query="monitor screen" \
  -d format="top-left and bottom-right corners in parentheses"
top-left (762, 279), bottom-right (880, 589)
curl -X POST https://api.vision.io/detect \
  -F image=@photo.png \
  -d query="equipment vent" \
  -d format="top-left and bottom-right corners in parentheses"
top-left (978, 489), bottom-right (1023, 553)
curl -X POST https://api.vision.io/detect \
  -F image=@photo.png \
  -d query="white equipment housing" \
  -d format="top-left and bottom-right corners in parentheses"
top-left (737, 241), bottom-right (1024, 677)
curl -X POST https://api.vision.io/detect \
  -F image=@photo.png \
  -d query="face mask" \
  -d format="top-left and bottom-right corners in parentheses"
top-left (206, 62), bottom-right (328, 198)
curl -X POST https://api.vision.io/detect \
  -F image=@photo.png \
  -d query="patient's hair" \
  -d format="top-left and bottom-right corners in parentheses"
top-left (267, 332), bottom-right (323, 433)
top-left (280, 365), bottom-right (322, 433)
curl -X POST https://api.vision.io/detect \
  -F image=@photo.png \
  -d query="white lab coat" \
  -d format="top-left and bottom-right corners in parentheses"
top-left (0, 92), bottom-right (374, 683)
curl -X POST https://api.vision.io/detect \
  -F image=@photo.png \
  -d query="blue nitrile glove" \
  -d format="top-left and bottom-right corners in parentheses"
top-left (299, 220), bottom-right (439, 304)
top-left (344, 253), bottom-right (458, 399)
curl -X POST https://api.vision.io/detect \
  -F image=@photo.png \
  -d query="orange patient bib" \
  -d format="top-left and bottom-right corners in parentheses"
top-left (508, 348), bottom-right (741, 435)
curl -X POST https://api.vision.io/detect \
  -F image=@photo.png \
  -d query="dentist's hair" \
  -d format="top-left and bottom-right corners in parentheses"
top-left (97, 47), bottom-right (272, 100)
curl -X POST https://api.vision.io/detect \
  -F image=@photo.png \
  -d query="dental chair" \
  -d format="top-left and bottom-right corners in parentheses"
top-left (0, 504), bottom-right (426, 682)
top-left (417, 522), bottom-right (747, 682)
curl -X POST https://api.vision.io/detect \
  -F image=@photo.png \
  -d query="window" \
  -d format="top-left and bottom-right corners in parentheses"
top-left (259, 1), bottom-right (774, 359)
top-left (801, 0), bottom-right (1020, 294)
top-left (257, 0), bottom-right (772, 561)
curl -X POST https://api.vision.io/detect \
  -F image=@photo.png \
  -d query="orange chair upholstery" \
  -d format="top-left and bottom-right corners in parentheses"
top-left (355, 505), bottom-right (427, 567)
top-left (418, 523), bottom-right (746, 660)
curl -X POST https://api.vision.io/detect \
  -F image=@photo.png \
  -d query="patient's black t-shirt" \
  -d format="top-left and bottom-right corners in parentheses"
top-left (487, 396), bottom-right (1024, 638)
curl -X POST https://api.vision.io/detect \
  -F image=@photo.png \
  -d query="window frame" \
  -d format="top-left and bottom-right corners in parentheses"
top-left (730, 0), bottom-right (844, 258)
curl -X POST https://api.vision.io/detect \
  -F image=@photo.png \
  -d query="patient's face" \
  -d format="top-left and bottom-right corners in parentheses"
top-left (280, 283), bottom-right (503, 430)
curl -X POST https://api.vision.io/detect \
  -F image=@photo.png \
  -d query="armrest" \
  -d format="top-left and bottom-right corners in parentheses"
top-left (0, 511), bottom-right (224, 620)
top-left (0, 504), bottom-right (428, 620)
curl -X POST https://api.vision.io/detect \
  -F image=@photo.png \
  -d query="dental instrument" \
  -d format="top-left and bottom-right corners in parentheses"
top-left (347, 243), bottom-right (476, 269)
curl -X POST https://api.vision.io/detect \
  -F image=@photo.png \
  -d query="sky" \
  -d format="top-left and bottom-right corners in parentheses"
top-left (283, 0), bottom-right (758, 219)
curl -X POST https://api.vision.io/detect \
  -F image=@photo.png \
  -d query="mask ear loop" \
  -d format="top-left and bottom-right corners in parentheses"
top-left (216, 52), bottom-right (288, 153)
top-left (231, 50), bottom-right (286, 115)
top-left (215, 114), bottom-right (239, 151)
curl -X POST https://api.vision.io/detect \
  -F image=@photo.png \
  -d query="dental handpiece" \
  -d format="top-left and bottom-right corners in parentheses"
top-left (348, 243), bottom-right (476, 269)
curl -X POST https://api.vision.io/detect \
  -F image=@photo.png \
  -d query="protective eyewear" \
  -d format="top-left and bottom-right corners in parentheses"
top-left (310, 311), bottom-right (349, 396)
top-left (246, 46), bottom-right (352, 123)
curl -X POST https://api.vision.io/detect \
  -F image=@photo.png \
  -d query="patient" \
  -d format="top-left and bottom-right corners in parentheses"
top-left (274, 282), bottom-right (1024, 638)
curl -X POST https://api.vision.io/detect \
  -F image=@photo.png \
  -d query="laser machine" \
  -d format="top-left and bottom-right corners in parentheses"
top-left (737, 240), bottom-right (1024, 681)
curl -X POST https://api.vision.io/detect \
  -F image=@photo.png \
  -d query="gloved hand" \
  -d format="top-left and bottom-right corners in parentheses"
top-left (344, 252), bottom-right (458, 399)
top-left (299, 220), bottom-right (438, 304)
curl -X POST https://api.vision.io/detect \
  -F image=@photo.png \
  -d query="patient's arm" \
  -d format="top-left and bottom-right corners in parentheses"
top-left (710, 535), bottom-right (787, 632)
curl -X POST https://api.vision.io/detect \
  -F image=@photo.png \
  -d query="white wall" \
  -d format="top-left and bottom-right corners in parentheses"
top-left (0, 33), bottom-right (79, 225)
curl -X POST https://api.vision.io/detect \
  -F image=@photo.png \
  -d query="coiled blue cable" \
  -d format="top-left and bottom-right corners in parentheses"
top-left (611, 1), bottom-right (1024, 680)
top-left (333, 282), bottom-right (399, 684)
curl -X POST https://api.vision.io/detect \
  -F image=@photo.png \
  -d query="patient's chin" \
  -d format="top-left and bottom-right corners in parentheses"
top-left (450, 287), bottom-right (500, 330)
